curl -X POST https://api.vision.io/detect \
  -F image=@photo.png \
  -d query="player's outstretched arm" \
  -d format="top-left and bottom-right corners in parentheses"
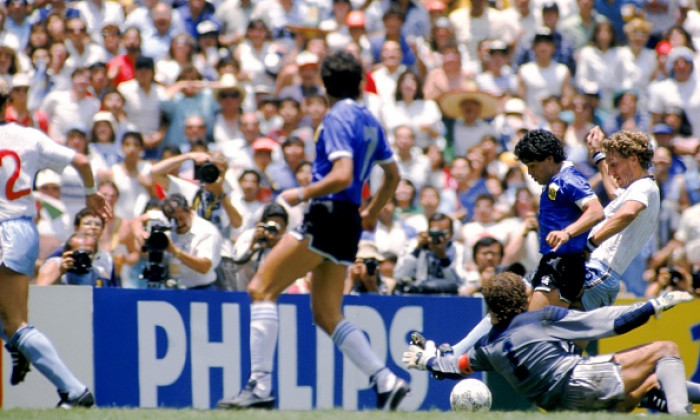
top-left (71, 152), bottom-right (112, 220)
top-left (361, 160), bottom-right (399, 231)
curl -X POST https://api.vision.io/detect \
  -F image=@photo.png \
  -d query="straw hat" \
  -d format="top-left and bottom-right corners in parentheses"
top-left (438, 83), bottom-right (501, 119)
top-left (211, 73), bottom-right (246, 101)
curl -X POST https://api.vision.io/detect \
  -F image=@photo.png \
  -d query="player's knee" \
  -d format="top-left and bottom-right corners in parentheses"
top-left (655, 340), bottom-right (681, 358)
top-left (247, 277), bottom-right (265, 301)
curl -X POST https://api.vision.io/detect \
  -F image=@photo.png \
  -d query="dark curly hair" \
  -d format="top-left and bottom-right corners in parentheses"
top-left (602, 130), bottom-right (654, 169)
top-left (321, 51), bottom-right (362, 100)
top-left (482, 272), bottom-right (528, 324)
top-left (514, 129), bottom-right (566, 163)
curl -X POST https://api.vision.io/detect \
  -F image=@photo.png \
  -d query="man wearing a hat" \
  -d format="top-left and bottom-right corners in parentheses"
top-left (514, 3), bottom-right (576, 75)
top-left (346, 240), bottom-right (388, 294)
top-left (6, 73), bottom-right (49, 133)
top-left (439, 82), bottom-right (499, 157)
top-left (516, 27), bottom-right (574, 118)
top-left (278, 50), bottom-right (324, 104)
top-left (648, 46), bottom-right (700, 138)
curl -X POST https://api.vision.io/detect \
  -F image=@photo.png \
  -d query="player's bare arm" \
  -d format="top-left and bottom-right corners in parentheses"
top-left (588, 200), bottom-right (646, 247)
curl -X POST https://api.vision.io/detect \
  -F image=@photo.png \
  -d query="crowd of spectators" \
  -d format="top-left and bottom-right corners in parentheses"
top-left (17, 0), bottom-right (700, 297)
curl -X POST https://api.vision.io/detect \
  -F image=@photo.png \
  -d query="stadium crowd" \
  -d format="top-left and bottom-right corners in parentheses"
top-left (16, 0), bottom-right (700, 298)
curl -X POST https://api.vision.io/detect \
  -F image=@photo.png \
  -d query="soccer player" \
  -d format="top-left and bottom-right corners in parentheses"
top-left (514, 129), bottom-right (603, 310)
top-left (403, 272), bottom-right (695, 414)
top-left (0, 78), bottom-right (111, 407)
top-left (580, 127), bottom-right (660, 310)
top-left (218, 51), bottom-right (406, 410)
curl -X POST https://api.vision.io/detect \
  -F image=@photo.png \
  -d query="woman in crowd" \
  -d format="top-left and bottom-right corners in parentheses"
top-left (380, 69), bottom-right (444, 149)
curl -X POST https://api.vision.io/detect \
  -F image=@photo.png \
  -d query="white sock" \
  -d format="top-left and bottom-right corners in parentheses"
top-left (12, 326), bottom-right (85, 398)
top-left (249, 302), bottom-right (278, 396)
top-left (331, 319), bottom-right (389, 391)
top-left (656, 357), bottom-right (691, 414)
top-left (452, 314), bottom-right (493, 355)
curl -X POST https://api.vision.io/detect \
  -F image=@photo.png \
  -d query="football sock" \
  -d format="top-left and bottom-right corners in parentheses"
top-left (656, 357), bottom-right (691, 414)
top-left (686, 381), bottom-right (700, 403)
top-left (11, 325), bottom-right (85, 398)
top-left (452, 314), bottom-right (493, 355)
top-left (249, 301), bottom-right (278, 397)
top-left (331, 319), bottom-right (387, 391)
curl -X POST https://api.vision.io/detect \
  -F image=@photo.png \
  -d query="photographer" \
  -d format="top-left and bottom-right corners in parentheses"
top-left (160, 193), bottom-right (223, 289)
top-left (40, 232), bottom-right (116, 287)
top-left (36, 208), bottom-right (117, 286)
top-left (230, 204), bottom-right (288, 291)
top-left (151, 150), bottom-right (242, 290)
top-left (645, 266), bottom-right (694, 298)
top-left (459, 236), bottom-right (525, 296)
top-left (344, 241), bottom-right (388, 294)
top-left (394, 213), bottom-right (466, 294)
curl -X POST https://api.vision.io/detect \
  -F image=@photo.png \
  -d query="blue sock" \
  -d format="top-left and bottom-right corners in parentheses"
top-left (11, 326), bottom-right (85, 398)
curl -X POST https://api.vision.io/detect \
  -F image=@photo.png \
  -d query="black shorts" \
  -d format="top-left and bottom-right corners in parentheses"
top-left (531, 253), bottom-right (587, 303)
top-left (292, 200), bottom-right (361, 265)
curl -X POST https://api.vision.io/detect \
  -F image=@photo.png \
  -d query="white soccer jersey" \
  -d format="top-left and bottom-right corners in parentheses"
top-left (590, 176), bottom-right (660, 274)
top-left (0, 123), bottom-right (75, 221)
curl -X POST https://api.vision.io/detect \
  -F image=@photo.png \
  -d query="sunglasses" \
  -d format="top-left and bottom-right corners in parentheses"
top-left (219, 91), bottom-right (240, 99)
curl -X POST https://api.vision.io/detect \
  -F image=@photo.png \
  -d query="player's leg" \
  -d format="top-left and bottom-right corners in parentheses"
top-left (0, 266), bottom-right (91, 406)
top-left (218, 234), bottom-right (323, 409)
top-left (613, 341), bottom-right (691, 414)
top-left (310, 262), bottom-right (409, 410)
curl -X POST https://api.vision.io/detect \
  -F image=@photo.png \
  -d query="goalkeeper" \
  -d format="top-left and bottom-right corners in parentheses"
top-left (403, 272), bottom-right (695, 414)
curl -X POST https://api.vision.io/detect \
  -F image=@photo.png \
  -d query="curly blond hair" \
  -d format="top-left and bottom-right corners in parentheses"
top-left (482, 272), bottom-right (529, 323)
top-left (601, 130), bottom-right (654, 169)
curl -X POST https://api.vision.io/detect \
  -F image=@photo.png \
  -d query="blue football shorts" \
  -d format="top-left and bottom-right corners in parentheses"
top-left (0, 217), bottom-right (40, 276)
top-left (291, 200), bottom-right (361, 266)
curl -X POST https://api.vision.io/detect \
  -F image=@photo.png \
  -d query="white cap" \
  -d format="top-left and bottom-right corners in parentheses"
top-left (35, 169), bottom-right (61, 188)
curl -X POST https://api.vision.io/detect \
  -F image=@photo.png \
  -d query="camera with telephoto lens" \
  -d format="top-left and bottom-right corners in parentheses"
top-left (69, 249), bottom-right (92, 274)
top-left (194, 162), bottom-right (220, 184)
top-left (363, 258), bottom-right (379, 276)
top-left (428, 228), bottom-right (447, 245)
top-left (141, 224), bottom-right (171, 285)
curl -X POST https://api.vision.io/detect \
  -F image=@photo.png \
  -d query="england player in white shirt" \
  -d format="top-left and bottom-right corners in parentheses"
top-left (0, 79), bottom-right (111, 408)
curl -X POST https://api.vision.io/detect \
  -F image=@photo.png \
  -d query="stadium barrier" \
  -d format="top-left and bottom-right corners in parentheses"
top-left (1, 287), bottom-right (699, 410)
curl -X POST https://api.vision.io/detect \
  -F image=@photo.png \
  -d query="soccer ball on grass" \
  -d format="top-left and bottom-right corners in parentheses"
top-left (449, 378), bottom-right (492, 412)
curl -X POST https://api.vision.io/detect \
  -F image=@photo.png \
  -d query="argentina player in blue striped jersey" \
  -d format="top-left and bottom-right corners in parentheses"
top-left (218, 51), bottom-right (408, 411)
top-left (514, 129), bottom-right (604, 310)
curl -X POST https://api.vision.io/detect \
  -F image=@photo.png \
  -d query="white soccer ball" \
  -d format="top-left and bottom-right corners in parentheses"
top-left (449, 378), bottom-right (492, 412)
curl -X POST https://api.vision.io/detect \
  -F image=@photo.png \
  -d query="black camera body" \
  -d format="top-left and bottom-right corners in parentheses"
top-left (141, 225), bottom-right (171, 285)
top-left (428, 228), bottom-right (446, 245)
top-left (363, 258), bottom-right (379, 276)
top-left (194, 162), bottom-right (220, 184)
top-left (69, 249), bottom-right (92, 274)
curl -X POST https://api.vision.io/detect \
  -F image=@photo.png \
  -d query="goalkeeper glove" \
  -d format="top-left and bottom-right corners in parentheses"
top-left (649, 291), bottom-right (693, 316)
